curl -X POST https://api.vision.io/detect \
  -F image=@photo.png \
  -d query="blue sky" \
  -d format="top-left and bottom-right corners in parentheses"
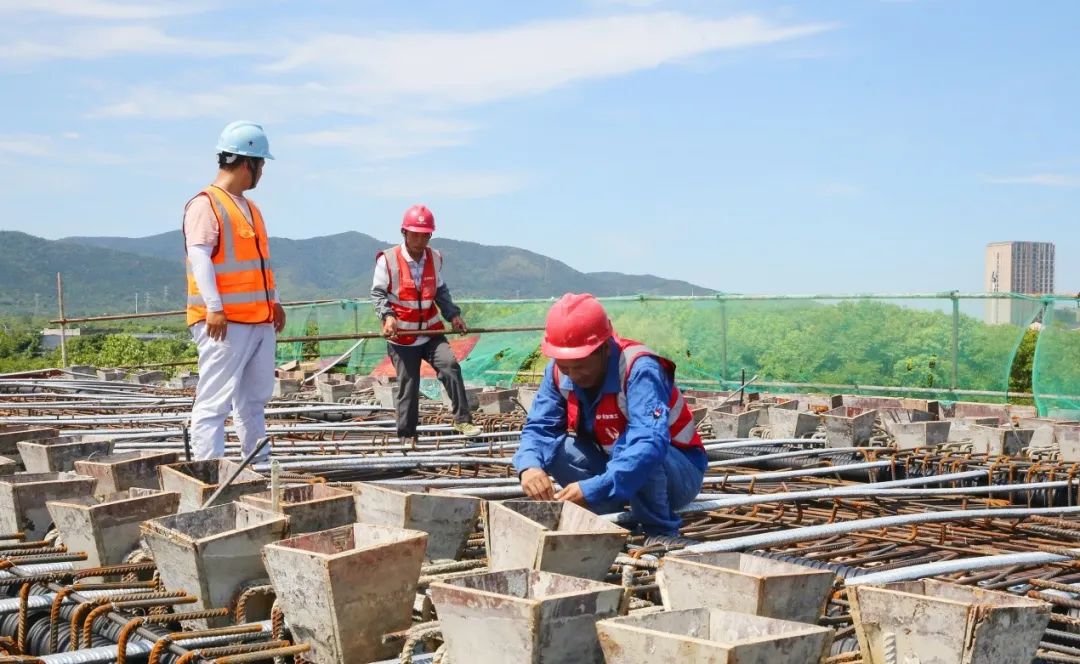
top-left (1, 0), bottom-right (1077, 295)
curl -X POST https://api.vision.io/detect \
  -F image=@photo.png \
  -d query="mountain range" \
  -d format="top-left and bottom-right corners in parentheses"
top-left (0, 230), bottom-right (712, 317)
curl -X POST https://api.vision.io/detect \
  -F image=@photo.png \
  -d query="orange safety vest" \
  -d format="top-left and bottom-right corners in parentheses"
top-left (379, 245), bottom-right (445, 345)
top-left (552, 337), bottom-right (704, 454)
top-left (184, 186), bottom-right (277, 326)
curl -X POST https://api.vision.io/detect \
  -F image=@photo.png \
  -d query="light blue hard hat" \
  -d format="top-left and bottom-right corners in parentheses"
top-left (215, 120), bottom-right (274, 159)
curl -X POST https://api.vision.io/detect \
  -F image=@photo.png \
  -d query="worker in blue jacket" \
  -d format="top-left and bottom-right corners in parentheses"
top-left (513, 293), bottom-right (707, 547)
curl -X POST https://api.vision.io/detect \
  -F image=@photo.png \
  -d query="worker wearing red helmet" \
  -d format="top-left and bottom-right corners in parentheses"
top-left (513, 293), bottom-right (707, 547)
top-left (370, 205), bottom-right (481, 445)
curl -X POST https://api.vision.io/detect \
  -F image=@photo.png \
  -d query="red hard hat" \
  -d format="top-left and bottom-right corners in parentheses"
top-left (541, 293), bottom-right (613, 360)
top-left (402, 205), bottom-right (436, 233)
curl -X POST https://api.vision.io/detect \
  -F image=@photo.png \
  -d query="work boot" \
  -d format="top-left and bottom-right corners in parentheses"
top-left (642, 534), bottom-right (700, 551)
top-left (452, 422), bottom-right (482, 437)
top-left (400, 436), bottom-right (418, 449)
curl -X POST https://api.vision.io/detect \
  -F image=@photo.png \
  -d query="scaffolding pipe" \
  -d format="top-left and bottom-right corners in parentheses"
top-left (57, 272), bottom-right (67, 368)
top-left (35, 621), bottom-right (273, 664)
top-left (372, 477), bottom-right (522, 488)
top-left (301, 339), bottom-right (365, 385)
top-left (702, 438), bottom-right (830, 450)
top-left (111, 436), bottom-right (768, 454)
top-left (707, 447), bottom-right (868, 468)
top-left (373, 462), bottom-right (987, 499)
top-left (49, 298), bottom-right (336, 324)
top-left (704, 460), bottom-right (897, 484)
top-left (846, 551), bottom-right (1076, 587)
top-left (276, 325), bottom-right (545, 344)
top-left (252, 455), bottom-right (516, 472)
top-left (690, 479), bottom-right (1077, 509)
top-left (443, 486), bottom-right (529, 498)
top-left (0, 563), bottom-right (75, 578)
top-left (604, 469), bottom-right (995, 523)
top-left (678, 505), bottom-right (1080, 554)
top-left (0, 404), bottom-right (390, 424)
top-left (115, 441), bottom-right (521, 457)
top-left (0, 588), bottom-right (156, 615)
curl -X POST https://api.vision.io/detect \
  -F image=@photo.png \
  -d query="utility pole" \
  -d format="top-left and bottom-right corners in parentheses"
top-left (56, 274), bottom-right (67, 367)
top-left (135, 292), bottom-right (139, 314)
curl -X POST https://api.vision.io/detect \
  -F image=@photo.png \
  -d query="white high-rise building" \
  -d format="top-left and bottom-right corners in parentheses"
top-left (985, 241), bottom-right (1055, 324)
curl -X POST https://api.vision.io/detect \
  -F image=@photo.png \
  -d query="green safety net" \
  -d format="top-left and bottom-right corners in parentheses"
top-left (1032, 297), bottom-right (1080, 417)
top-left (277, 294), bottom-right (1041, 403)
top-left (277, 300), bottom-right (386, 375)
top-left (601, 296), bottom-right (1035, 401)
top-left (454, 301), bottom-right (549, 386)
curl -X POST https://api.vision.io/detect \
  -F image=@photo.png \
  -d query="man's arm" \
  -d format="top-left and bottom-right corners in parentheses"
top-left (184, 196), bottom-right (229, 340)
top-left (186, 245), bottom-right (222, 313)
top-left (431, 250), bottom-right (465, 332)
top-left (434, 283), bottom-right (462, 321)
top-left (430, 251), bottom-right (462, 321)
top-left (578, 357), bottom-right (672, 505)
top-left (183, 197), bottom-right (222, 311)
top-left (512, 362), bottom-right (568, 473)
top-left (370, 254), bottom-right (395, 321)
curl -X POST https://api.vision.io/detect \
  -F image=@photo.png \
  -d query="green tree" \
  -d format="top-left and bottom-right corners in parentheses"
top-left (1009, 328), bottom-right (1037, 397)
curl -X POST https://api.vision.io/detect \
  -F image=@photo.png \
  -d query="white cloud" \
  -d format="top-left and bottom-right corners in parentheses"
top-left (0, 0), bottom-right (207, 20)
top-left (74, 11), bottom-right (830, 166)
top-left (0, 133), bottom-right (139, 167)
top-left (264, 13), bottom-right (833, 108)
top-left (0, 9), bottom-right (837, 208)
top-left (92, 83), bottom-right (361, 120)
top-left (285, 118), bottom-right (476, 161)
top-left (355, 171), bottom-right (528, 199)
top-left (1, 25), bottom-right (257, 63)
top-left (0, 134), bottom-right (54, 157)
top-left (93, 11), bottom-right (831, 131)
top-left (984, 174), bottom-right (1080, 189)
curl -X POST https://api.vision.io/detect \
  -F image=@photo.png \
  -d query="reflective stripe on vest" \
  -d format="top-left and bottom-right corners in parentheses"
top-left (381, 245), bottom-right (444, 344)
top-left (188, 288), bottom-right (278, 307)
top-left (184, 186), bottom-right (276, 326)
top-left (553, 337), bottom-right (703, 454)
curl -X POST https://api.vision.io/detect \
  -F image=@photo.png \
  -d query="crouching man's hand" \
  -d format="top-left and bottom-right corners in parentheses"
top-left (520, 468), bottom-right (555, 501)
top-left (554, 482), bottom-right (587, 507)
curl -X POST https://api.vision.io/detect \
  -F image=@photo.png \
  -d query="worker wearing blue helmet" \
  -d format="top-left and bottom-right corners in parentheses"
top-left (183, 121), bottom-right (284, 461)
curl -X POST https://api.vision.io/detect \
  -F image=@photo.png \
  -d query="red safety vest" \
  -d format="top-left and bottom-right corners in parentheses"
top-left (552, 337), bottom-right (703, 454)
top-left (379, 245), bottom-right (446, 345)
top-left (184, 186), bottom-right (277, 326)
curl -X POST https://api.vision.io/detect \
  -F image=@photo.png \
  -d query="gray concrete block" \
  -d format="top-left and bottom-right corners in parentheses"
top-left (241, 484), bottom-right (357, 536)
top-left (141, 502), bottom-right (288, 628)
top-left (0, 472), bottom-right (96, 539)
top-left (47, 488), bottom-right (180, 568)
top-left (431, 569), bottom-right (623, 664)
top-left (263, 523), bottom-right (427, 664)
top-left (352, 482), bottom-right (480, 561)
top-left (596, 607), bottom-right (833, 664)
top-left (485, 500), bottom-right (628, 581)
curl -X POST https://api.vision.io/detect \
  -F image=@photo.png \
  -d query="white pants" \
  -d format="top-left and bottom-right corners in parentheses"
top-left (189, 321), bottom-right (275, 461)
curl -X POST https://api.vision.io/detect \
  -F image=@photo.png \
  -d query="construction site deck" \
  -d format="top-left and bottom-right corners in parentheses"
top-left (1, 369), bottom-right (1080, 663)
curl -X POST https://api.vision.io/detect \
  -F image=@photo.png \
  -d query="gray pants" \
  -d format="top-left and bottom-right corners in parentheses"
top-left (387, 336), bottom-right (473, 437)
